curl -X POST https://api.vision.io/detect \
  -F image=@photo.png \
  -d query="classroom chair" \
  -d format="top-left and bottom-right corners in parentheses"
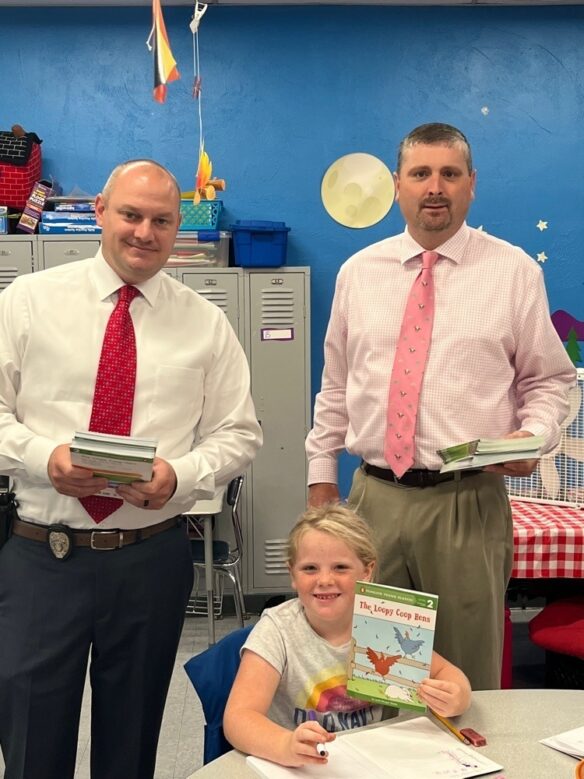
top-left (184, 624), bottom-right (253, 764)
top-left (528, 595), bottom-right (584, 689)
top-left (186, 475), bottom-right (247, 629)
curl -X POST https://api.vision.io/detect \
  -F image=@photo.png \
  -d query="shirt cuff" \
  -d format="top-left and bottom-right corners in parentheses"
top-left (23, 435), bottom-right (61, 482)
top-left (167, 452), bottom-right (216, 506)
top-left (521, 422), bottom-right (559, 455)
top-left (307, 457), bottom-right (338, 487)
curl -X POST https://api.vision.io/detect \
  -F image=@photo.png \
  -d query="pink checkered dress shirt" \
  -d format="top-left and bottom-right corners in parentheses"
top-left (306, 223), bottom-right (576, 485)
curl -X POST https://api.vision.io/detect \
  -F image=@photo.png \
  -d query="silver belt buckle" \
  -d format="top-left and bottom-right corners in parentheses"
top-left (90, 529), bottom-right (123, 550)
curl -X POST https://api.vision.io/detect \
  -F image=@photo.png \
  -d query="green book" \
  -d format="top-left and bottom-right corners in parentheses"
top-left (438, 435), bottom-right (545, 464)
top-left (346, 582), bottom-right (438, 713)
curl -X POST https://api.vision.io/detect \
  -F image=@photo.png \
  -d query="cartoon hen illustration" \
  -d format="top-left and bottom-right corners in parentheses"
top-left (366, 647), bottom-right (401, 678)
top-left (393, 627), bottom-right (425, 658)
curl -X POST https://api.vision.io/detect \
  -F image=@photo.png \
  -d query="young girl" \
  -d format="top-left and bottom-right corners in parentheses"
top-left (223, 504), bottom-right (471, 768)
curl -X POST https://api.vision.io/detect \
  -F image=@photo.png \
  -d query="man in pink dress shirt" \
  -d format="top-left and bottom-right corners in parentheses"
top-left (305, 123), bottom-right (575, 689)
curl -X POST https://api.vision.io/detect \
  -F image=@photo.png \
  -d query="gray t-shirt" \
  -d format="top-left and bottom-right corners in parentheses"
top-left (243, 599), bottom-right (382, 733)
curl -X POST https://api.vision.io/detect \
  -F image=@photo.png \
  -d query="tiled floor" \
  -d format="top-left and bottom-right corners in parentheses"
top-left (0, 607), bottom-right (546, 779)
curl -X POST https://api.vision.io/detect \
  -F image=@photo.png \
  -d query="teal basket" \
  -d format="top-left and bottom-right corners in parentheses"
top-left (180, 199), bottom-right (222, 231)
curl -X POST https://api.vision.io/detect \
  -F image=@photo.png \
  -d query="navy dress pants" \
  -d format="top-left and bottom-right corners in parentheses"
top-left (0, 521), bottom-right (194, 779)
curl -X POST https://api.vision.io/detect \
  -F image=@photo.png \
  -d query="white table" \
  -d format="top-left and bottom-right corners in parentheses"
top-left (184, 489), bottom-right (226, 646)
top-left (186, 689), bottom-right (584, 778)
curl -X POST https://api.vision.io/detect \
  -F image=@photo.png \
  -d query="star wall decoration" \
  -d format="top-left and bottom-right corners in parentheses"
top-left (537, 252), bottom-right (548, 263)
top-left (536, 220), bottom-right (548, 232)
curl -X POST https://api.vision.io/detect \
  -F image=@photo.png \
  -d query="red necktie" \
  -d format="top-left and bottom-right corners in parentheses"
top-left (384, 251), bottom-right (439, 477)
top-left (80, 285), bottom-right (140, 523)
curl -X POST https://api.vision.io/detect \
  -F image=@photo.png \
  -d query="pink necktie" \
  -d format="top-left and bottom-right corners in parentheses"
top-left (384, 251), bottom-right (439, 477)
top-left (80, 285), bottom-right (140, 523)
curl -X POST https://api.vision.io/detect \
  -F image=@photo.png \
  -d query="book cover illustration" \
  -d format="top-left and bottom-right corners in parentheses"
top-left (347, 581), bottom-right (438, 713)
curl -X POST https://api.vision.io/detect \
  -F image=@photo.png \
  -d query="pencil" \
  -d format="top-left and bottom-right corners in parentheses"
top-left (429, 708), bottom-right (471, 745)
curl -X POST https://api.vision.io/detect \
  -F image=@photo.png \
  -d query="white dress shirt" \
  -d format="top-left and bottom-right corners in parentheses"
top-left (0, 251), bottom-right (262, 528)
top-left (306, 223), bottom-right (576, 484)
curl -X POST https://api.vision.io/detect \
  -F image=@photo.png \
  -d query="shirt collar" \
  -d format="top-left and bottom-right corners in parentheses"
top-left (399, 222), bottom-right (471, 265)
top-left (91, 248), bottom-right (162, 306)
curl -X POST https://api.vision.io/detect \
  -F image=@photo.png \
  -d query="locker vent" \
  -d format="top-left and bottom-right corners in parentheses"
top-left (196, 289), bottom-right (229, 314)
top-left (0, 267), bottom-right (18, 291)
top-left (264, 538), bottom-right (289, 576)
top-left (261, 287), bottom-right (295, 327)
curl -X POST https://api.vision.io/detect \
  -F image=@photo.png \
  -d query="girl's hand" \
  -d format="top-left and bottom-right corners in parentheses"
top-left (418, 677), bottom-right (466, 717)
top-left (282, 722), bottom-right (336, 767)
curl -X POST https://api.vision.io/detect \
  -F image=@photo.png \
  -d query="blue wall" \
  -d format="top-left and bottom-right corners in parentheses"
top-left (2, 5), bottom-right (583, 494)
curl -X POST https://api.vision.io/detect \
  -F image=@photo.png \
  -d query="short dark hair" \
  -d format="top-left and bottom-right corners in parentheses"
top-left (397, 123), bottom-right (473, 174)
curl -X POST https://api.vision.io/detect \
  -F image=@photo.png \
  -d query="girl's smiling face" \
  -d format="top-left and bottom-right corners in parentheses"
top-left (289, 529), bottom-right (374, 639)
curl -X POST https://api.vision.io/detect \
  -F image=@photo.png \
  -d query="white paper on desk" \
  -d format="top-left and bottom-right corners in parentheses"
top-left (246, 717), bottom-right (503, 779)
top-left (247, 741), bottom-right (386, 779)
top-left (540, 724), bottom-right (584, 758)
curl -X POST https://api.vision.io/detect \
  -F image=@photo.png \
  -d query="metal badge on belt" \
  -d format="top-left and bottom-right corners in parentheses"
top-left (48, 524), bottom-right (73, 560)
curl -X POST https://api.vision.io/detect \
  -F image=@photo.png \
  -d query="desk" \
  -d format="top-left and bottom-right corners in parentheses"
top-left (511, 500), bottom-right (584, 579)
top-left (185, 490), bottom-right (226, 646)
top-left (186, 689), bottom-right (583, 779)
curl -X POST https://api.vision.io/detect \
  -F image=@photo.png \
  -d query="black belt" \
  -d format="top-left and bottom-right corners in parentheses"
top-left (12, 515), bottom-right (183, 556)
top-left (362, 462), bottom-right (482, 488)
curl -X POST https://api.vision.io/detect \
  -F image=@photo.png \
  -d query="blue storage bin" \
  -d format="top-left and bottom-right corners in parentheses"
top-left (230, 220), bottom-right (290, 267)
top-left (180, 199), bottom-right (222, 231)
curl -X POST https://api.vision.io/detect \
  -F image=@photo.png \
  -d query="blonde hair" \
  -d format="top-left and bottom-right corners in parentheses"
top-left (287, 503), bottom-right (376, 570)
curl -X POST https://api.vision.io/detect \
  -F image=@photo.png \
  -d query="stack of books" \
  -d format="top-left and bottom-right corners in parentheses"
top-left (438, 436), bottom-right (544, 473)
top-left (40, 196), bottom-right (100, 234)
top-left (70, 431), bottom-right (157, 498)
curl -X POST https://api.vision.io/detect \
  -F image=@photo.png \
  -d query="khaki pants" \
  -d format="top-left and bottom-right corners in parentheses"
top-left (348, 466), bottom-right (513, 691)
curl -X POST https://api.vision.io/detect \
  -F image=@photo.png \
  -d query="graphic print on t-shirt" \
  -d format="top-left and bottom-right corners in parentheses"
top-left (292, 669), bottom-right (377, 732)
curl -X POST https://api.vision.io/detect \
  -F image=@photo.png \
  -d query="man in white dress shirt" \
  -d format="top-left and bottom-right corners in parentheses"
top-left (0, 160), bottom-right (262, 779)
top-left (306, 123), bottom-right (575, 690)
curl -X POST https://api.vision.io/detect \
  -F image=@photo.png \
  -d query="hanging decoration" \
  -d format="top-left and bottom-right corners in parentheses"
top-left (188, 2), bottom-right (226, 205)
top-left (146, 0), bottom-right (181, 103)
top-left (190, 1), bottom-right (207, 99)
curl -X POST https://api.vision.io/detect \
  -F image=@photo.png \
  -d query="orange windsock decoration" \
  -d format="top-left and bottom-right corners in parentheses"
top-left (196, 148), bottom-right (212, 191)
top-left (148, 0), bottom-right (180, 103)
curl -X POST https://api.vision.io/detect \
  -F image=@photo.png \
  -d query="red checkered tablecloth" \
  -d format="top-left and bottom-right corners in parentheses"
top-left (511, 500), bottom-right (584, 578)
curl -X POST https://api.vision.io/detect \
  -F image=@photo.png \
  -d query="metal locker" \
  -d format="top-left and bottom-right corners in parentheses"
top-left (176, 266), bottom-right (311, 596)
top-left (178, 268), bottom-right (243, 340)
top-left (245, 268), bottom-right (311, 592)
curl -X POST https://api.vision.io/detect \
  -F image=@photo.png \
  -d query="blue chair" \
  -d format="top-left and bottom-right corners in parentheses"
top-left (184, 624), bottom-right (253, 764)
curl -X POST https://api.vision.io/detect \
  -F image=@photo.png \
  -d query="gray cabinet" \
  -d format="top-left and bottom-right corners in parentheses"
top-left (38, 235), bottom-right (101, 269)
top-left (177, 267), bottom-right (243, 339)
top-left (245, 269), bottom-right (310, 591)
top-left (0, 235), bottom-right (36, 290)
top-left (178, 267), bottom-right (310, 594)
